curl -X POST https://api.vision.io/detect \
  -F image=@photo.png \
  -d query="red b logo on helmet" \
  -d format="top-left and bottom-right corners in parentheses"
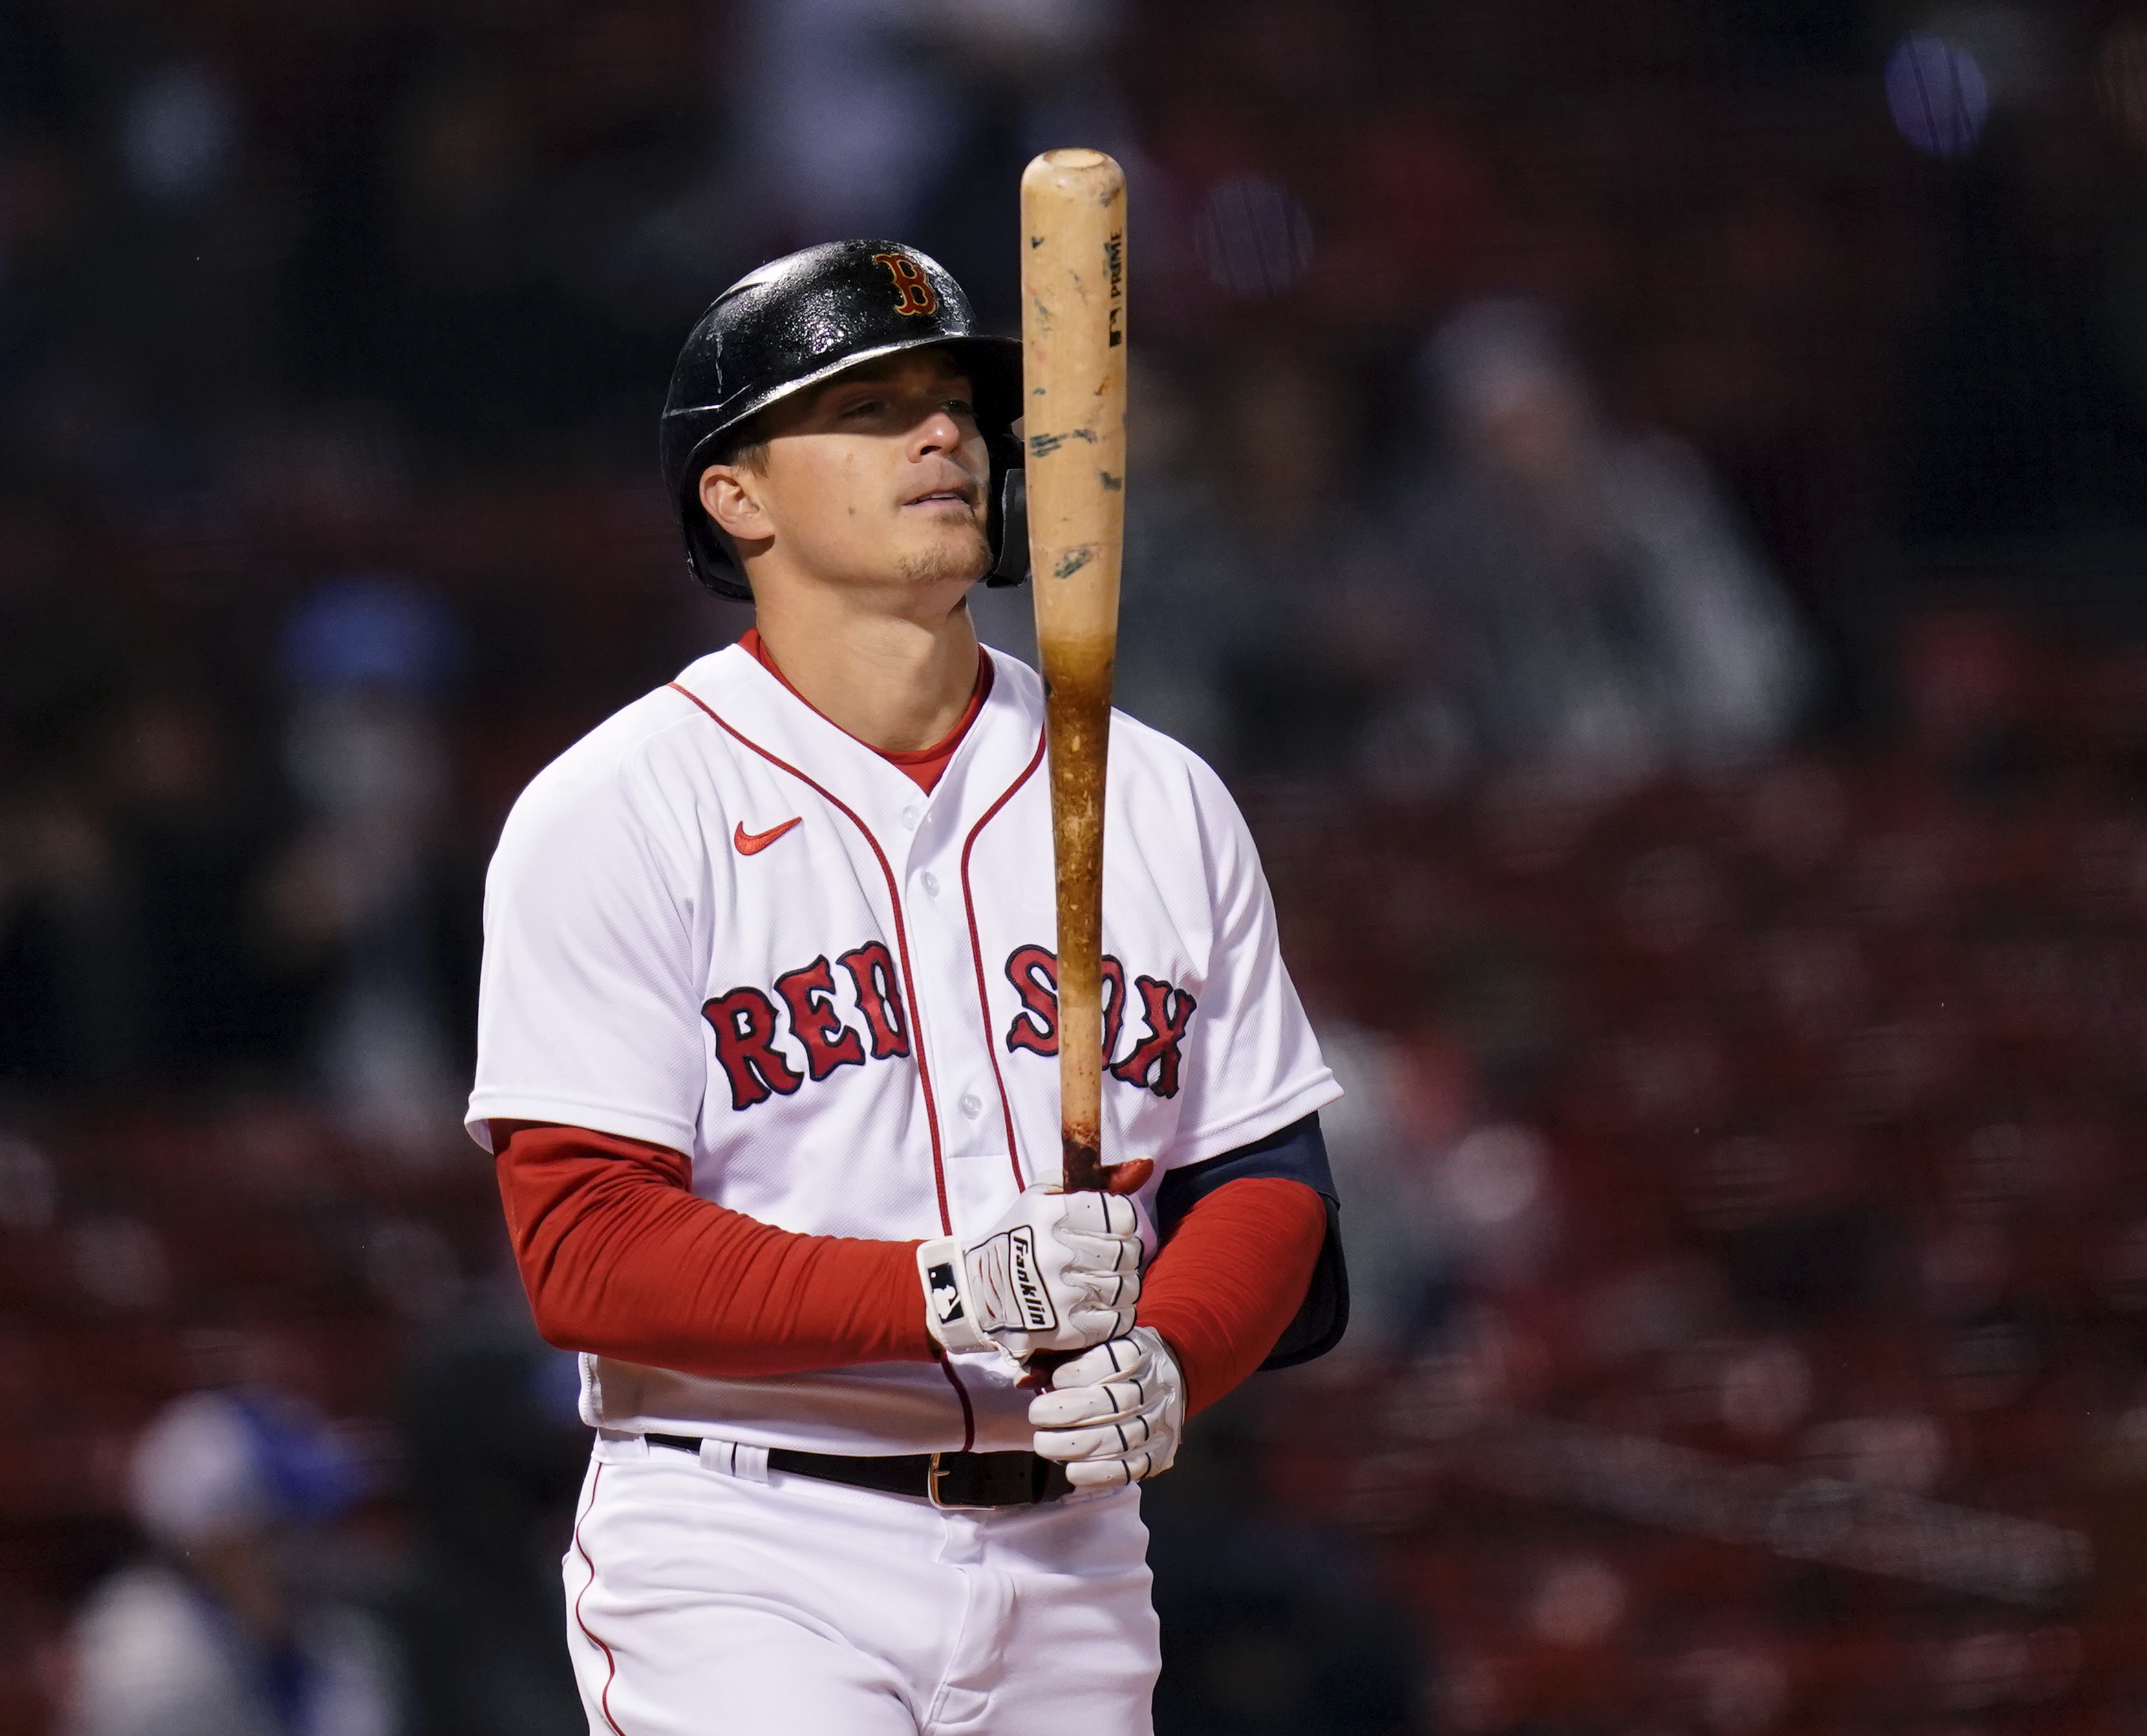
top-left (873, 253), bottom-right (939, 317)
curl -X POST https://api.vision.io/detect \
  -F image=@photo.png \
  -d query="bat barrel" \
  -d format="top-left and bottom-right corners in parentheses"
top-left (1021, 150), bottom-right (1127, 1193)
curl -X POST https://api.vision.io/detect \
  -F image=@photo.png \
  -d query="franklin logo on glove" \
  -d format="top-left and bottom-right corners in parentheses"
top-left (971, 1227), bottom-right (1058, 1334)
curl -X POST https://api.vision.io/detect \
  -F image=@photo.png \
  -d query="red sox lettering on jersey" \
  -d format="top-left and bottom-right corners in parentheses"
top-left (700, 942), bottom-right (1195, 1112)
top-left (1000, 945), bottom-right (1198, 1097)
top-left (468, 642), bottom-right (1337, 1459)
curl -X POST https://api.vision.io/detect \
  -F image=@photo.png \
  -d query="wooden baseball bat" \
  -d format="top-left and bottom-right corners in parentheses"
top-left (1021, 148), bottom-right (1143, 1196)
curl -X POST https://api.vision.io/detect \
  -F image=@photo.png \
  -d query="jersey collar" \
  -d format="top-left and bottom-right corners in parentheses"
top-left (669, 640), bottom-right (1046, 848)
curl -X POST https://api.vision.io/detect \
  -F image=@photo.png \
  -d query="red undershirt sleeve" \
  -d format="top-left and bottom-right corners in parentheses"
top-left (493, 1121), bottom-right (936, 1378)
top-left (1135, 1176), bottom-right (1330, 1417)
top-left (497, 1122), bottom-right (1327, 1410)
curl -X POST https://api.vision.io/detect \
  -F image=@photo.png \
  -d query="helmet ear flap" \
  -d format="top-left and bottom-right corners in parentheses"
top-left (683, 517), bottom-right (752, 601)
top-left (983, 455), bottom-right (1029, 589)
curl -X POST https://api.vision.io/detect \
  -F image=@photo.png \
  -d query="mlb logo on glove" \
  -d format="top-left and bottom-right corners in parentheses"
top-left (926, 1262), bottom-right (967, 1329)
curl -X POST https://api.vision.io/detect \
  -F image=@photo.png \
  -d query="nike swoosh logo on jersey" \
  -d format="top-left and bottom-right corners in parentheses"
top-left (734, 817), bottom-right (803, 855)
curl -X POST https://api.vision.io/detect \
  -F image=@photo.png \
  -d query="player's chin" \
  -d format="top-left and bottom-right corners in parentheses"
top-left (892, 521), bottom-right (992, 587)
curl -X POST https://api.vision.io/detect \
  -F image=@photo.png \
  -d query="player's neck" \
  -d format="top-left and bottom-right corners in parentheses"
top-left (749, 589), bottom-right (982, 754)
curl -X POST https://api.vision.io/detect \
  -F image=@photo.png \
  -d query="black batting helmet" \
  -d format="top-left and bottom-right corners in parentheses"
top-left (660, 240), bottom-right (1027, 602)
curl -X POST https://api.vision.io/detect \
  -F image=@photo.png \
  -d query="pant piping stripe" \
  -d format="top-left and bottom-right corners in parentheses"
top-left (571, 1464), bottom-right (627, 1736)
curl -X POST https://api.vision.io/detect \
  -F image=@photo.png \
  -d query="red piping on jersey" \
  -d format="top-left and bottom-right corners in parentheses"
top-left (571, 1465), bottom-right (626, 1736)
top-left (666, 681), bottom-right (954, 1236)
top-left (957, 724), bottom-right (1048, 1189)
top-left (935, 1348), bottom-right (978, 1452)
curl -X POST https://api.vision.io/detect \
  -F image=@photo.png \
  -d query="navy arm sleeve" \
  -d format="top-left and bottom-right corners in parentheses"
top-left (1155, 1111), bottom-right (1349, 1369)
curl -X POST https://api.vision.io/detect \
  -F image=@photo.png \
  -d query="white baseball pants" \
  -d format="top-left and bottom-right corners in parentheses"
top-left (564, 1433), bottom-right (1161, 1735)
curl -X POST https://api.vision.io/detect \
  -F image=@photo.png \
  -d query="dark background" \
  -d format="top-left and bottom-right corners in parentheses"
top-left (5, 1), bottom-right (2147, 1731)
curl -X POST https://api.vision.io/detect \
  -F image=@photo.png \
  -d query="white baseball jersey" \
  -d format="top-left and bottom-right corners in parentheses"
top-left (467, 641), bottom-right (1338, 1455)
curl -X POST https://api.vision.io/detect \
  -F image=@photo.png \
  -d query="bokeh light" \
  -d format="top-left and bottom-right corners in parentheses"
top-left (1885, 33), bottom-right (1990, 157)
top-left (117, 63), bottom-right (239, 207)
top-left (1191, 173), bottom-right (1315, 297)
top-left (2096, 20), bottom-right (2147, 149)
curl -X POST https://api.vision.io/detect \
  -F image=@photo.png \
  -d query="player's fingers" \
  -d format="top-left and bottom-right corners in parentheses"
top-left (1044, 1335), bottom-right (1149, 1391)
top-left (1062, 1448), bottom-right (1159, 1488)
top-left (1055, 1211), bottom-right (1140, 1252)
top-left (1032, 1411), bottom-right (1157, 1463)
top-left (1066, 1302), bottom-right (1138, 1347)
top-left (1059, 1191), bottom-right (1140, 1238)
top-left (1055, 1229), bottom-right (1141, 1274)
top-left (1028, 1375), bottom-right (1148, 1428)
top-left (1058, 1303), bottom-right (1137, 1349)
top-left (1054, 1192), bottom-right (1107, 1236)
top-left (1056, 1249), bottom-right (1139, 1294)
top-left (1078, 1267), bottom-right (1140, 1309)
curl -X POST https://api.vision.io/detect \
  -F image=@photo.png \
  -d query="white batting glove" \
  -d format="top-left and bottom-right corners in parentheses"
top-left (1028, 1327), bottom-right (1185, 1488)
top-left (917, 1186), bottom-right (1142, 1359)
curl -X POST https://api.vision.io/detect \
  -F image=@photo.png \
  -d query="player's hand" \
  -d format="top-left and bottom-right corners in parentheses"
top-left (1028, 1327), bottom-right (1184, 1487)
top-left (917, 1186), bottom-right (1142, 1359)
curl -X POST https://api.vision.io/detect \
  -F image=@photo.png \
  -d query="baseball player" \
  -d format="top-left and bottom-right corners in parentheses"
top-left (468, 241), bottom-right (1347, 1735)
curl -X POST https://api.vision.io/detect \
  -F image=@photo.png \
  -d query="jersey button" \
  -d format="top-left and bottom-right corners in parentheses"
top-left (901, 806), bottom-right (919, 830)
top-left (920, 870), bottom-right (941, 897)
top-left (958, 1091), bottom-right (984, 1119)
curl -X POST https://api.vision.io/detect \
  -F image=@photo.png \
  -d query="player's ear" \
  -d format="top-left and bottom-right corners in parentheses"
top-left (700, 464), bottom-right (772, 548)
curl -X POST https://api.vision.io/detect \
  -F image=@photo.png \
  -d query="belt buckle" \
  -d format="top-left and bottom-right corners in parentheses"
top-left (927, 1452), bottom-right (979, 1510)
top-left (929, 1451), bottom-right (1051, 1510)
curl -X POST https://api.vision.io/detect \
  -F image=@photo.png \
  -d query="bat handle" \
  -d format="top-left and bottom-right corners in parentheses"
top-left (1056, 1151), bottom-right (1154, 1197)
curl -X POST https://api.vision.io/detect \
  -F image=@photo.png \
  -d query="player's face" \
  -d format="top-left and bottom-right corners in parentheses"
top-left (703, 350), bottom-right (993, 597)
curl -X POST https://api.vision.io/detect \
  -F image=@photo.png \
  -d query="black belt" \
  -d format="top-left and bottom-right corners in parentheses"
top-left (645, 1434), bottom-right (1073, 1510)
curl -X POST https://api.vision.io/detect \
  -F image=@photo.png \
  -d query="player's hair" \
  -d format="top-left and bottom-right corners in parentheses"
top-left (714, 417), bottom-right (769, 476)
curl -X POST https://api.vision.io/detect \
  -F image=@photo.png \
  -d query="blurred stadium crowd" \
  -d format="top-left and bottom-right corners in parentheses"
top-left (6, 0), bottom-right (2147, 1731)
